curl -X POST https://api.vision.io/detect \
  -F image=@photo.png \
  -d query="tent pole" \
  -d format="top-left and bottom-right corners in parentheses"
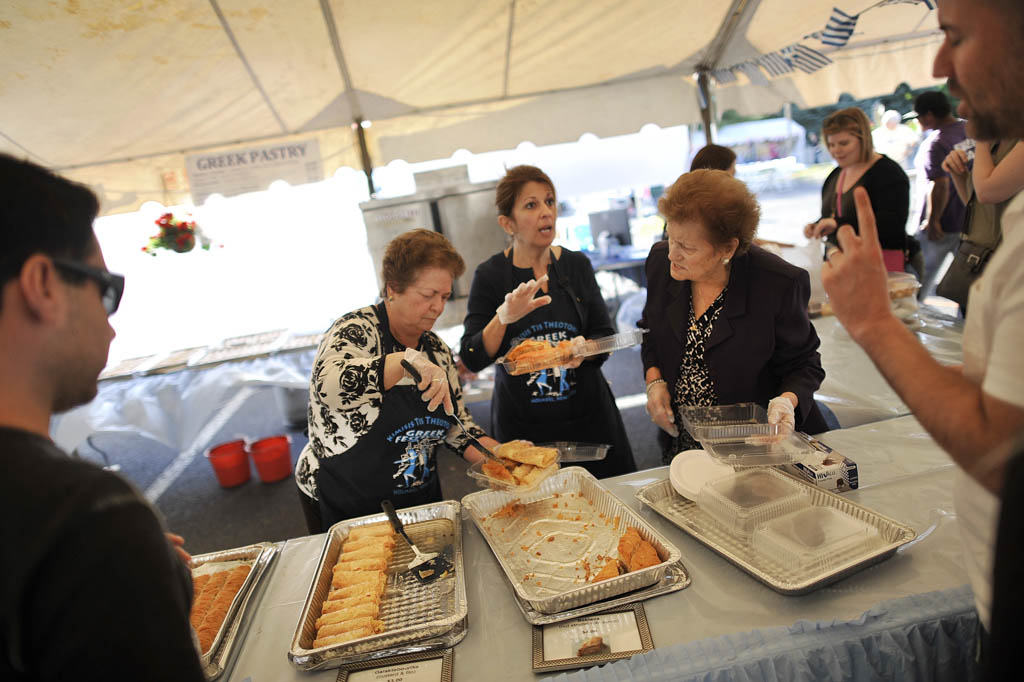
top-left (698, 71), bottom-right (714, 145)
top-left (354, 119), bottom-right (374, 197)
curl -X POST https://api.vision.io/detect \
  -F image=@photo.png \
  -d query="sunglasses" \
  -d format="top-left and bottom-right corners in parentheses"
top-left (52, 258), bottom-right (125, 316)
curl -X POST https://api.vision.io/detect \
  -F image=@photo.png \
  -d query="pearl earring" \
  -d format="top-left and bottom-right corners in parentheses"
top-left (722, 257), bottom-right (730, 265)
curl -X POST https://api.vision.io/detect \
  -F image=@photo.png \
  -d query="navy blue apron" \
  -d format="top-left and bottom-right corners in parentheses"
top-left (491, 249), bottom-right (635, 478)
top-left (315, 304), bottom-right (456, 528)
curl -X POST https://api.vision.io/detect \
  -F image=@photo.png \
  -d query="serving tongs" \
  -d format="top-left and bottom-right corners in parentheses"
top-left (381, 499), bottom-right (452, 584)
top-left (399, 359), bottom-right (504, 464)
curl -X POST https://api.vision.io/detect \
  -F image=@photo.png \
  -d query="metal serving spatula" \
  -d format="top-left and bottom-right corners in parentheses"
top-left (381, 499), bottom-right (452, 584)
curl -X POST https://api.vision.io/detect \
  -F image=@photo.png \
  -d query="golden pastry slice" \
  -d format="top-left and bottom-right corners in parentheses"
top-left (627, 540), bottom-right (661, 572)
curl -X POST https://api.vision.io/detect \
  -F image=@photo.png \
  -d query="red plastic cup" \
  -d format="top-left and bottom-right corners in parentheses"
top-left (207, 439), bottom-right (251, 488)
top-left (249, 435), bottom-right (292, 483)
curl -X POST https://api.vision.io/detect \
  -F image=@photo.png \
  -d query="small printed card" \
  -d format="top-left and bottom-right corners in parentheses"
top-left (532, 603), bottom-right (652, 673)
top-left (336, 648), bottom-right (452, 682)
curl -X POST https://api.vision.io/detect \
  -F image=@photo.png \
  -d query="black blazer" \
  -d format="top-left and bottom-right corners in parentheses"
top-left (639, 242), bottom-right (828, 434)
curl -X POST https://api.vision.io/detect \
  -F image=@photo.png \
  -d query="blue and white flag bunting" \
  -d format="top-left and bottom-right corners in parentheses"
top-left (820, 7), bottom-right (859, 47)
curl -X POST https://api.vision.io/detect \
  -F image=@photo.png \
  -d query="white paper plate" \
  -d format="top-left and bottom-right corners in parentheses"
top-left (669, 449), bottom-right (734, 500)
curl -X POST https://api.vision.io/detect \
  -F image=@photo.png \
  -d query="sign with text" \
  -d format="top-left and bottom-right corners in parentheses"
top-left (336, 649), bottom-right (453, 682)
top-left (532, 604), bottom-right (652, 673)
top-left (185, 139), bottom-right (323, 204)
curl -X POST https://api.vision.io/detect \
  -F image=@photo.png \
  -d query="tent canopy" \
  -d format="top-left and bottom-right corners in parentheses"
top-left (0, 0), bottom-right (943, 213)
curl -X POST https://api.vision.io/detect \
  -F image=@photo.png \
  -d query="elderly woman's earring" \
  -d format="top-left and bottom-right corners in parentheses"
top-left (722, 257), bottom-right (731, 265)
top-left (388, 296), bottom-right (394, 302)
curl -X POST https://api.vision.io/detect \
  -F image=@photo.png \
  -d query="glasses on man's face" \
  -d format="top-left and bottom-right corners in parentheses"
top-left (51, 258), bottom-right (125, 316)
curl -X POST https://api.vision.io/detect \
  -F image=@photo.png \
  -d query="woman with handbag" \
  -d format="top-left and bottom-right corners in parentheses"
top-left (938, 139), bottom-right (1024, 311)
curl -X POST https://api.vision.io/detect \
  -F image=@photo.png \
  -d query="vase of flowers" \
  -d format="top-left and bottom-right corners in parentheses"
top-left (143, 212), bottom-right (211, 255)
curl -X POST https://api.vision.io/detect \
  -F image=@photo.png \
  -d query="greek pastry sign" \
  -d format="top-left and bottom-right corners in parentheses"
top-left (185, 139), bottom-right (323, 204)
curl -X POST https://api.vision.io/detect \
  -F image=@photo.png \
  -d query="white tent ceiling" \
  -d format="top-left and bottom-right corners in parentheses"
top-left (0, 0), bottom-right (943, 214)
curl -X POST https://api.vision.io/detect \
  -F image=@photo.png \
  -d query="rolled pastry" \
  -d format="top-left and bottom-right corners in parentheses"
top-left (347, 522), bottom-right (394, 542)
top-left (316, 603), bottom-right (379, 628)
top-left (313, 627), bottom-right (375, 648)
top-left (326, 581), bottom-right (385, 602)
top-left (317, 617), bottom-right (383, 639)
top-left (342, 535), bottom-right (396, 553)
top-left (321, 593), bottom-right (381, 615)
top-left (331, 569), bottom-right (386, 590)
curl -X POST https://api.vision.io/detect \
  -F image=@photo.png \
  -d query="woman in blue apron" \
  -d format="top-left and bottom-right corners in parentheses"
top-left (295, 229), bottom-right (498, 533)
top-left (460, 166), bottom-right (636, 479)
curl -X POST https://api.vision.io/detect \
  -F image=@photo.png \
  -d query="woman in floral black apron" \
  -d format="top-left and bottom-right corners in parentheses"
top-left (295, 230), bottom-right (498, 533)
top-left (460, 166), bottom-right (636, 479)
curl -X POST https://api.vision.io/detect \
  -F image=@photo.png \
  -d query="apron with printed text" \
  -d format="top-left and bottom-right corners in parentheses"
top-left (315, 308), bottom-right (455, 527)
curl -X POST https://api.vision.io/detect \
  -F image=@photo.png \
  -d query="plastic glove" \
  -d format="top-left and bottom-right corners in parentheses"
top-left (563, 335), bottom-right (586, 369)
top-left (767, 395), bottom-right (796, 433)
top-left (496, 275), bottom-right (552, 325)
top-left (803, 217), bottom-right (837, 240)
top-left (645, 380), bottom-right (679, 438)
top-left (403, 348), bottom-right (454, 415)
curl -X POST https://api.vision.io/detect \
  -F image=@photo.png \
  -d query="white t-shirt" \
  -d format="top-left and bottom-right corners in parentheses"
top-left (955, 192), bottom-right (1024, 630)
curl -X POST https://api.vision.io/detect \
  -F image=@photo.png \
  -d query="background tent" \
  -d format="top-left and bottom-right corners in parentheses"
top-left (1, 0), bottom-right (943, 215)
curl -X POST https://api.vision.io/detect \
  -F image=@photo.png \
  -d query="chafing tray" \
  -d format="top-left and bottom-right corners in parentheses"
top-left (511, 561), bottom-right (690, 625)
top-left (192, 542), bottom-right (278, 681)
top-left (288, 501), bottom-right (468, 671)
top-left (636, 475), bottom-right (916, 595)
top-left (462, 467), bottom-right (682, 615)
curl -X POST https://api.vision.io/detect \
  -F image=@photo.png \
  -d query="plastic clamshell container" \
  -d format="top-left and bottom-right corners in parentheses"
top-left (576, 329), bottom-right (646, 356)
top-left (677, 403), bottom-right (781, 444)
top-left (697, 468), bottom-right (810, 539)
top-left (537, 442), bottom-right (610, 462)
top-left (701, 431), bottom-right (818, 466)
top-left (497, 343), bottom-right (574, 376)
top-left (887, 271), bottom-right (921, 300)
top-left (466, 458), bottom-right (560, 492)
top-left (752, 506), bottom-right (881, 573)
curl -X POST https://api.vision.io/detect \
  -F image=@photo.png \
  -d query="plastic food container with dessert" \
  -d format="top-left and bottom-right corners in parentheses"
top-left (288, 501), bottom-right (467, 671)
top-left (696, 467), bottom-right (811, 539)
top-left (751, 506), bottom-right (881, 573)
top-left (497, 330), bottom-right (646, 376)
top-left (462, 466), bottom-right (683, 618)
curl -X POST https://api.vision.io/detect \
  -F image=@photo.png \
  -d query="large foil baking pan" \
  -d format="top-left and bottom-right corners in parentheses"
top-left (636, 475), bottom-right (916, 595)
top-left (462, 466), bottom-right (682, 614)
top-left (288, 500), bottom-right (467, 671)
top-left (192, 542), bottom-right (278, 681)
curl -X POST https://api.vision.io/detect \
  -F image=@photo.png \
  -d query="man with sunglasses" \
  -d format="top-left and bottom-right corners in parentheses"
top-left (0, 154), bottom-right (205, 681)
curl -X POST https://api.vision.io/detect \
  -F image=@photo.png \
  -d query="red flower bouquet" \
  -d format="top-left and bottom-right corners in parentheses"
top-left (143, 212), bottom-right (211, 255)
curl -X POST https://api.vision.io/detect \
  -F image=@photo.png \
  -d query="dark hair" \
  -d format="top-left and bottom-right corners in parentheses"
top-left (381, 229), bottom-right (465, 296)
top-left (914, 90), bottom-right (952, 119)
top-left (658, 169), bottom-right (760, 255)
top-left (0, 154), bottom-right (99, 294)
top-left (690, 144), bottom-right (737, 172)
top-left (822, 107), bottom-right (874, 162)
top-left (495, 165), bottom-right (555, 217)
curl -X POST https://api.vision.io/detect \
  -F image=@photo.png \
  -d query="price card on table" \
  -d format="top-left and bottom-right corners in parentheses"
top-left (532, 603), bottom-right (652, 673)
top-left (336, 649), bottom-right (452, 682)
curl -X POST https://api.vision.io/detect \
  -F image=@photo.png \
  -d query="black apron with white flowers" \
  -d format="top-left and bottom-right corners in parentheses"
top-left (491, 249), bottom-right (634, 479)
top-left (315, 306), bottom-right (455, 528)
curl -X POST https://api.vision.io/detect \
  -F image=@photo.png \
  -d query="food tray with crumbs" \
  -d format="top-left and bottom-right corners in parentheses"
top-left (192, 542), bottom-right (278, 681)
top-left (288, 501), bottom-right (467, 671)
top-left (462, 467), bottom-right (681, 614)
top-left (636, 475), bottom-right (916, 595)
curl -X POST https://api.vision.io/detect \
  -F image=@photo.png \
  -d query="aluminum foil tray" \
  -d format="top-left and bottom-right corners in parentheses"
top-left (636, 476), bottom-right (916, 595)
top-left (510, 561), bottom-right (691, 625)
top-left (463, 466), bottom-right (682, 614)
top-left (288, 501), bottom-right (467, 671)
top-left (192, 542), bottom-right (278, 681)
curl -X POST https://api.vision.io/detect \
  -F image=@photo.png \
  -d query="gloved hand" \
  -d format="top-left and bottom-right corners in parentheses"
top-left (767, 395), bottom-right (796, 433)
top-left (403, 348), bottom-right (454, 415)
top-left (645, 379), bottom-right (679, 438)
top-left (496, 275), bottom-right (552, 325)
top-left (563, 335), bottom-right (586, 369)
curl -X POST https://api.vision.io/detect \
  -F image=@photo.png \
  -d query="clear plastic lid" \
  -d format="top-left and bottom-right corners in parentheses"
top-left (575, 329), bottom-right (646, 357)
top-left (677, 403), bottom-right (781, 444)
top-left (701, 432), bottom-right (817, 466)
top-left (751, 506), bottom-right (881, 573)
top-left (497, 345), bottom-right (574, 376)
top-left (696, 468), bottom-right (810, 538)
top-left (536, 442), bottom-right (610, 462)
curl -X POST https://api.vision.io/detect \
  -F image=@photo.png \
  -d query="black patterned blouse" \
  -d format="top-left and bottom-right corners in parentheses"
top-left (295, 305), bottom-right (486, 499)
top-left (666, 288), bottom-right (727, 464)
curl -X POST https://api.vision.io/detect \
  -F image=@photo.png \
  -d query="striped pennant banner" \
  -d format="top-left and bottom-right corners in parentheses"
top-left (820, 6), bottom-right (859, 47)
top-left (711, 68), bottom-right (738, 84)
top-left (757, 52), bottom-right (794, 77)
top-left (738, 62), bottom-right (770, 86)
top-left (782, 44), bottom-right (833, 73)
top-left (878, 0), bottom-right (934, 8)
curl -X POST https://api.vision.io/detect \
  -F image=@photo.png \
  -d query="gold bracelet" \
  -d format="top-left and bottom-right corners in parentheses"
top-left (645, 378), bottom-right (666, 394)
